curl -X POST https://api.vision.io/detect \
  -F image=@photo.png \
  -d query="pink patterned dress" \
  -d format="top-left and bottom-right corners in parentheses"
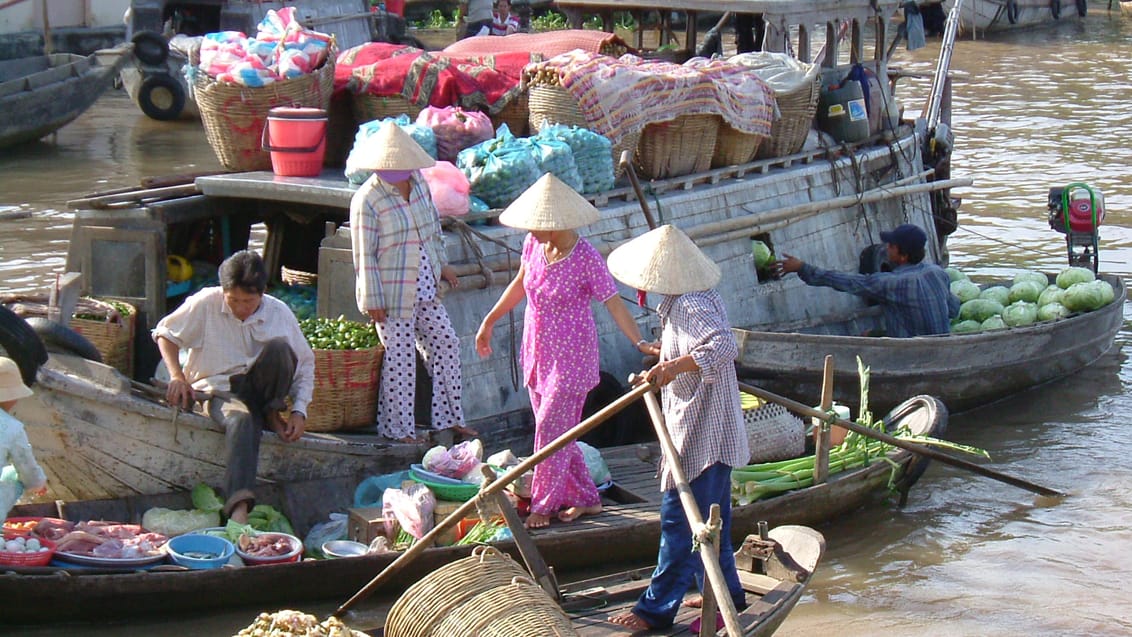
top-left (520, 233), bottom-right (617, 516)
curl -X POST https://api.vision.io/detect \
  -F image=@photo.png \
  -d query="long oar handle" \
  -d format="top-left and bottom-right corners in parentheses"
top-left (334, 381), bottom-right (655, 616)
top-left (736, 381), bottom-right (1065, 498)
top-left (639, 382), bottom-right (744, 636)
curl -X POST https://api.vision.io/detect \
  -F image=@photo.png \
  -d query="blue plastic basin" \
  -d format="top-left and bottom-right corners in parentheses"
top-left (166, 533), bottom-right (234, 569)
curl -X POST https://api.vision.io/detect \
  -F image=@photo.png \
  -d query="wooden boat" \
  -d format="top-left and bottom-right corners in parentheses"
top-left (734, 273), bottom-right (1125, 414)
top-left (0, 45), bottom-right (130, 147)
top-left (0, 394), bottom-right (941, 624)
top-left (937, 0), bottom-right (1090, 32)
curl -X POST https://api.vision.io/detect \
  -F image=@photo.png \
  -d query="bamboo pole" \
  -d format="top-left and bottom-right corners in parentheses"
top-left (334, 381), bottom-right (654, 616)
top-left (812, 355), bottom-right (833, 484)
top-left (639, 386), bottom-right (744, 636)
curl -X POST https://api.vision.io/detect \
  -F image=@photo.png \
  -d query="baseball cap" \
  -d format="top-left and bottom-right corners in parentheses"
top-left (879, 224), bottom-right (927, 254)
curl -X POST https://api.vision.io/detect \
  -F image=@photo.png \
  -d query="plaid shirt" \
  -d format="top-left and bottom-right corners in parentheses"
top-left (656, 290), bottom-right (750, 490)
top-left (798, 261), bottom-right (960, 337)
top-left (349, 172), bottom-right (448, 319)
top-left (152, 287), bottom-right (316, 415)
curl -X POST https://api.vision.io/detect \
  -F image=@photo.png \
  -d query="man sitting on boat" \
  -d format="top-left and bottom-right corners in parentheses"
top-left (773, 223), bottom-right (959, 337)
top-left (153, 250), bottom-right (315, 524)
top-left (605, 225), bottom-right (750, 632)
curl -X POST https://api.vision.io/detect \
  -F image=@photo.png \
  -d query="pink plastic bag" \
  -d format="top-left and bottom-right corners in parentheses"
top-left (416, 106), bottom-right (494, 163)
top-left (421, 440), bottom-right (483, 478)
top-left (420, 161), bottom-right (470, 217)
top-left (381, 483), bottom-right (436, 540)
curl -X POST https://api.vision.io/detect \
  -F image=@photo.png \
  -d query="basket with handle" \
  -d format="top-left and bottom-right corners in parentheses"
top-left (384, 546), bottom-right (530, 637)
top-left (431, 576), bottom-right (579, 637)
top-left (527, 82), bottom-right (638, 177)
top-left (635, 113), bottom-right (721, 179)
top-left (756, 73), bottom-right (820, 159)
top-left (742, 392), bottom-right (805, 463)
top-left (69, 299), bottom-right (136, 378)
top-left (304, 344), bottom-right (384, 432)
top-left (192, 38), bottom-right (338, 172)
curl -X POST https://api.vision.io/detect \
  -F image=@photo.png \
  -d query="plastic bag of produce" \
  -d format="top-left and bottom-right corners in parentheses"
top-left (421, 439), bottom-right (483, 479)
top-left (417, 105), bottom-right (494, 163)
top-left (382, 482), bottom-right (436, 540)
top-left (141, 507), bottom-right (220, 537)
top-left (457, 130), bottom-right (540, 209)
top-left (520, 134), bottom-right (583, 192)
top-left (345, 115), bottom-right (437, 184)
top-left (535, 124), bottom-right (615, 193)
top-left (420, 160), bottom-right (470, 217)
top-left (304, 512), bottom-right (348, 558)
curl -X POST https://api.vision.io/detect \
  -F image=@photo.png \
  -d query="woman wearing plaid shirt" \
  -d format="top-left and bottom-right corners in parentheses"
top-left (349, 124), bottom-right (474, 443)
top-left (606, 225), bottom-right (750, 632)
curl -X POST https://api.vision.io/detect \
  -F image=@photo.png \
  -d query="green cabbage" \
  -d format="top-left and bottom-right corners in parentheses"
top-left (192, 482), bottom-right (224, 513)
top-left (1037, 284), bottom-right (1064, 307)
top-left (1012, 271), bottom-right (1049, 288)
top-left (950, 280), bottom-right (981, 303)
top-left (1037, 302), bottom-right (1070, 322)
top-left (1056, 266), bottom-right (1095, 289)
top-left (978, 285), bottom-right (1010, 306)
top-left (142, 507), bottom-right (220, 537)
top-left (1001, 301), bottom-right (1038, 327)
top-left (1095, 279), bottom-right (1115, 306)
top-left (950, 320), bottom-right (982, 334)
top-left (959, 298), bottom-right (1004, 323)
top-left (1062, 281), bottom-right (1104, 312)
top-left (946, 267), bottom-right (968, 283)
top-left (981, 316), bottom-right (1007, 331)
top-left (1008, 280), bottom-right (1044, 304)
top-left (752, 240), bottom-right (774, 269)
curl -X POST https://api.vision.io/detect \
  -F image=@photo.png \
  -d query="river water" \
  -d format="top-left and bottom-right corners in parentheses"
top-left (3, 13), bottom-right (1131, 637)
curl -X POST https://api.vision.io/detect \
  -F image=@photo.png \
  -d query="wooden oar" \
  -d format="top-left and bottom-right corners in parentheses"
top-left (737, 381), bottom-right (1066, 497)
top-left (334, 381), bottom-right (654, 616)
top-left (636, 376), bottom-right (744, 636)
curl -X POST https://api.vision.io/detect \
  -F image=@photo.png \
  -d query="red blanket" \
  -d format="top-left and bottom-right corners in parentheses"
top-left (336, 43), bottom-right (536, 113)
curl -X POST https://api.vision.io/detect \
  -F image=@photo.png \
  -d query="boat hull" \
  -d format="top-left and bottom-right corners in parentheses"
top-left (735, 274), bottom-right (1125, 414)
top-left (940, 0), bottom-right (1084, 31)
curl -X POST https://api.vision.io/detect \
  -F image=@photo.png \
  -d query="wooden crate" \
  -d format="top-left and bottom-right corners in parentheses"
top-left (347, 506), bottom-right (386, 544)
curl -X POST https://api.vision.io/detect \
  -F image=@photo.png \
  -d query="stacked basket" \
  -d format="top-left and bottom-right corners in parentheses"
top-left (636, 113), bottom-right (721, 179)
top-left (193, 39), bottom-right (338, 172)
top-left (304, 344), bottom-right (385, 432)
top-left (712, 122), bottom-right (765, 168)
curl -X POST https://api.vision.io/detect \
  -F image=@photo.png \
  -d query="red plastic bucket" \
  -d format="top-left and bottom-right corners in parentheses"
top-left (262, 107), bottom-right (327, 177)
top-left (385, 0), bottom-right (405, 16)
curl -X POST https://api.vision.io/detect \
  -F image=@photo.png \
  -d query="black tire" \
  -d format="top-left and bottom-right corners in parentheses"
top-left (0, 305), bottom-right (48, 387)
top-left (1006, 0), bottom-right (1020, 23)
top-left (858, 243), bottom-right (892, 275)
top-left (24, 318), bottom-right (102, 363)
top-left (137, 74), bottom-right (186, 121)
top-left (132, 30), bottom-right (169, 66)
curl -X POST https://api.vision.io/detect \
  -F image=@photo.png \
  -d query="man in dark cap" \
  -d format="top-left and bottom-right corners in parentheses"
top-left (773, 224), bottom-right (959, 337)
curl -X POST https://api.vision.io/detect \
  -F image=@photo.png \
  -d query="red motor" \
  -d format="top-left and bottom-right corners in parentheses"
top-left (1048, 183), bottom-right (1104, 271)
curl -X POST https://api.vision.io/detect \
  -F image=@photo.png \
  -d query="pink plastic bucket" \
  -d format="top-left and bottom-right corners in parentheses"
top-left (262, 107), bottom-right (327, 177)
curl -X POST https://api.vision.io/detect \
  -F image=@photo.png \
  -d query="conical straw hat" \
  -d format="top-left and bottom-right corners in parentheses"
top-left (349, 122), bottom-right (436, 171)
top-left (607, 225), bottom-right (721, 295)
top-left (497, 173), bottom-right (599, 231)
top-left (0, 357), bottom-right (33, 402)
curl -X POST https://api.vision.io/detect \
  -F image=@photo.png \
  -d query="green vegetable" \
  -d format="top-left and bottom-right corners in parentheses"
top-left (248, 504), bottom-right (295, 535)
top-left (950, 319), bottom-right (982, 334)
top-left (1001, 301), bottom-right (1038, 327)
top-left (1037, 284), bottom-right (1064, 307)
top-left (945, 267), bottom-right (968, 283)
top-left (1056, 266), bottom-right (1095, 289)
top-left (1037, 302), bottom-right (1070, 322)
top-left (978, 285), bottom-right (1010, 306)
top-left (1008, 280), bottom-right (1043, 304)
top-left (1012, 271), bottom-right (1049, 288)
top-left (142, 507), bottom-right (220, 536)
top-left (950, 280), bottom-right (981, 303)
top-left (752, 240), bottom-right (774, 269)
top-left (1061, 279), bottom-right (1113, 312)
top-left (191, 482), bottom-right (224, 513)
top-left (225, 519), bottom-right (257, 543)
top-left (958, 298), bottom-right (1004, 323)
top-left (981, 316), bottom-right (1007, 331)
top-left (299, 316), bottom-right (381, 351)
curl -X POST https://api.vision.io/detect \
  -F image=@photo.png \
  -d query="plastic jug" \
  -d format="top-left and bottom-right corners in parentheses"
top-left (817, 80), bottom-right (870, 143)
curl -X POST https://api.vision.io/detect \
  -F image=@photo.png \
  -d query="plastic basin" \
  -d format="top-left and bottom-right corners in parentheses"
top-left (166, 533), bottom-right (234, 569)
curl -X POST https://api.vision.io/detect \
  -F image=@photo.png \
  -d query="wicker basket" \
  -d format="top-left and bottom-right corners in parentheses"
top-left (69, 300), bottom-right (135, 378)
top-left (281, 266), bottom-right (317, 286)
top-left (712, 122), bottom-right (765, 168)
top-left (193, 40), bottom-right (338, 172)
top-left (432, 576), bottom-right (579, 637)
top-left (743, 396), bottom-right (806, 464)
top-left (636, 113), bottom-right (720, 180)
top-left (527, 83), bottom-right (639, 176)
top-left (756, 74), bottom-right (821, 159)
top-left (352, 93), bottom-right (422, 124)
top-left (305, 345), bottom-right (384, 432)
top-left (489, 90), bottom-right (529, 136)
top-left (385, 546), bottom-right (530, 637)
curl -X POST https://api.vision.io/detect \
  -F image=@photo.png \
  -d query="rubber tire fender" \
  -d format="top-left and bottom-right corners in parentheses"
top-left (131, 30), bottom-right (169, 66)
top-left (137, 74), bottom-right (186, 121)
top-left (1075, 0), bottom-right (1087, 16)
top-left (1050, 0), bottom-right (1061, 19)
top-left (0, 305), bottom-right (48, 387)
top-left (24, 318), bottom-right (102, 363)
top-left (1006, 0), bottom-right (1020, 24)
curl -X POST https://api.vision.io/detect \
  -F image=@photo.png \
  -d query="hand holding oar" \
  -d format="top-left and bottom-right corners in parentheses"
top-left (334, 381), bottom-right (654, 617)
top-left (736, 381), bottom-right (1065, 497)
top-left (633, 374), bottom-right (745, 637)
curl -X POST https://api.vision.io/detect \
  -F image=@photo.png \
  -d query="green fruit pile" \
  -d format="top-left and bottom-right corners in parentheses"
top-left (299, 316), bottom-right (381, 350)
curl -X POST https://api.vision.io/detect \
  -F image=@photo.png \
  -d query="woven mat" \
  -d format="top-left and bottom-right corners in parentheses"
top-left (527, 51), bottom-right (775, 147)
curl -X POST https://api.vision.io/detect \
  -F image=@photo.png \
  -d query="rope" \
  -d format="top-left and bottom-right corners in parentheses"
top-left (949, 224), bottom-right (1121, 265)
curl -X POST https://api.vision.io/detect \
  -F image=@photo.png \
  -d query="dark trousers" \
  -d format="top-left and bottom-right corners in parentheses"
top-left (206, 338), bottom-right (296, 505)
top-left (735, 13), bottom-right (765, 53)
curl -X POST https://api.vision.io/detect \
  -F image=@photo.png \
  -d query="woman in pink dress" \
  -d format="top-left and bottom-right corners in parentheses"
top-left (475, 175), bottom-right (655, 529)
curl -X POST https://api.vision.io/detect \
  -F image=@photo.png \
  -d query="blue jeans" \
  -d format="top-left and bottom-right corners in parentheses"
top-left (632, 462), bottom-right (745, 628)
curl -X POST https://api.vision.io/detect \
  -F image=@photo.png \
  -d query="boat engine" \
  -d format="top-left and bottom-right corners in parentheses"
top-left (1047, 183), bottom-right (1104, 272)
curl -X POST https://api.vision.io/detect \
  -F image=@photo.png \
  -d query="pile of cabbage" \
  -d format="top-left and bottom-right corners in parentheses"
top-left (947, 266), bottom-right (1115, 334)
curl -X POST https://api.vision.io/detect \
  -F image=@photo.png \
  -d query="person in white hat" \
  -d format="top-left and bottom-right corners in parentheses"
top-left (349, 122), bottom-right (474, 444)
top-left (475, 174), bottom-right (654, 529)
top-left (605, 225), bottom-right (749, 632)
top-left (0, 357), bottom-right (48, 521)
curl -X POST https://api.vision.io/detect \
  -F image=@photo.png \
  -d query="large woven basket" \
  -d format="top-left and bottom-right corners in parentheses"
top-left (71, 304), bottom-right (136, 378)
top-left (431, 576), bottom-right (578, 637)
top-left (489, 90), bottom-right (529, 136)
top-left (527, 83), bottom-right (638, 176)
top-left (743, 394), bottom-right (806, 463)
top-left (757, 74), bottom-right (821, 159)
top-left (352, 93), bottom-right (422, 124)
top-left (712, 122), bottom-right (765, 168)
top-left (385, 546), bottom-right (529, 637)
top-left (636, 113), bottom-right (720, 179)
top-left (193, 40), bottom-right (338, 172)
top-left (305, 344), bottom-right (384, 432)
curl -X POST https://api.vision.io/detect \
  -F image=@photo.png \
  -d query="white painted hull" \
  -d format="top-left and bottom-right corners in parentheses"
top-left (941, 0), bottom-right (1086, 31)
